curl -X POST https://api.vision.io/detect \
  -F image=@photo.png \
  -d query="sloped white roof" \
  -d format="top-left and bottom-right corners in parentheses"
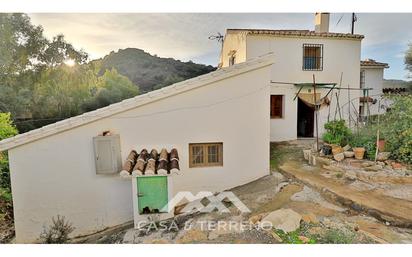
top-left (0, 53), bottom-right (275, 151)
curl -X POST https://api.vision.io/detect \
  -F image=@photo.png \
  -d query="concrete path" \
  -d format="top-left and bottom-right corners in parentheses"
top-left (280, 162), bottom-right (412, 227)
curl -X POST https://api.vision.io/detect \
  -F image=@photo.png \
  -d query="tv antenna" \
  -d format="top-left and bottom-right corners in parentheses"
top-left (335, 14), bottom-right (344, 27)
top-left (208, 32), bottom-right (224, 45)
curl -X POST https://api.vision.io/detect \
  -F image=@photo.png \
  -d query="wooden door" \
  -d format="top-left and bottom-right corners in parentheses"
top-left (137, 176), bottom-right (168, 214)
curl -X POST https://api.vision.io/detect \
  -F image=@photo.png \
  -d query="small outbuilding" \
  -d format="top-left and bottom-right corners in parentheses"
top-left (0, 54), bottom-right (274, 242)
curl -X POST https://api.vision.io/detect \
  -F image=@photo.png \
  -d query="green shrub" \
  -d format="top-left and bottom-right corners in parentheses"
top-left (322, 120), bottom-right (352, 146)
top-left (0, 113), bottom-right (18, 141)
top-left (379, 95), bottom-right (412, 164)
top-left (0, 113), bottom-right (18, 196)
top-left (349, 128), bottom-right (377, 160)
top-left (274, 229), bottom-right (316, 244)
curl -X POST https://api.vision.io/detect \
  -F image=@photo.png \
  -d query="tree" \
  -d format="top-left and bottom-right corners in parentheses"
top-left (82, 69), bottom-right (139, 112)
top-left (0, 13), bottom-right (88, 121)
top-left (406, 43), bottom-right (412, 77)
top-left (32, 64), bottom-right (97, 119)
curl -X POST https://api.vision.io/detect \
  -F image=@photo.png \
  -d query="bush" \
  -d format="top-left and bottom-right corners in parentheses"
top-left (274, 229), bottom-right (317, 244)
top-left (349, 128), bottom-right (377, 160)
top-left (322, 120), bottom-right (352, 146)
top-left (39, 215), bottom-right (75, 244)
top-left (379, 95), bottom-right (412, 164)
top-left (0, 113), bottom-right (18, 197)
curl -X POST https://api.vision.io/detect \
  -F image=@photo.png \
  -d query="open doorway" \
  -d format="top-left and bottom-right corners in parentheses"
top-left (297, 98), bottom-right (314, 137)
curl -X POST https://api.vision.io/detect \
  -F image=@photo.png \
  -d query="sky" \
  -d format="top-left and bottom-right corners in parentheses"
top-left (28, 13), bottom-right (412, 80)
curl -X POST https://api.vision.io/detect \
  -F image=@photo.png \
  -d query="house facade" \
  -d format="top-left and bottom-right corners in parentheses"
top-left (0, 55), bottom-right (273, 242)
top-left (0, 13), bottom-right (392, 243)
top-left (219, 13), bottom-right (388, 141)
top-left (359, 59), bottom-right (389, 118)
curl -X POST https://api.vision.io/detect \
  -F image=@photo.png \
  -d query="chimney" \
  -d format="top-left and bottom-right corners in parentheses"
top-left (315, 13), bottom-right (330, 33)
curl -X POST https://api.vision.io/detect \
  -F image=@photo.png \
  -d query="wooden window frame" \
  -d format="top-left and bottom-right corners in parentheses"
top-left (302, 44), bottom-right (323, 71)
top-left (189, 143), bottom-right (223, 168)
top-left (270, 95), bottom-right (284, 119)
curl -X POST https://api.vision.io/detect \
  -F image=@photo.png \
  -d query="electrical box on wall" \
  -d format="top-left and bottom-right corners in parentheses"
top-left (93, 134), bottom-right (121, 174)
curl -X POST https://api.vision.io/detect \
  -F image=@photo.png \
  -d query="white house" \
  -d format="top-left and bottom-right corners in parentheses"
top-left (0, 55), bottom-right (273, 242)
top-left (219, 13), bottom-right (388, 140)
top-left (0, 13), bottom-right (391, 243)
top-left (359, 59), bottom-right (389, 118)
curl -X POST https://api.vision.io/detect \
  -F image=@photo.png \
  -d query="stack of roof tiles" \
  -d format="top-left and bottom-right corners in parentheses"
top-left (361, 59), bottom-right (389, 68)
top-left (120, 148), bottom-right (180, 177)
top-left (227, 29), bottom-right (364, 39)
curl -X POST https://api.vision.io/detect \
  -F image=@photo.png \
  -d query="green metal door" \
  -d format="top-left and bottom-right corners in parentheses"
top-left (137, 176), bottom-right (168, 214)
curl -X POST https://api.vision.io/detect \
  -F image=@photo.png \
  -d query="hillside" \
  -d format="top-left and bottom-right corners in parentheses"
top-left (97, 48), bottom-right (216, 93)
top-left (383, 79), bottom-right (411, 89)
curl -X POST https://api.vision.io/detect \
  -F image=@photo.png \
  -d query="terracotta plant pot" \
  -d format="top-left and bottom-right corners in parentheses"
top-left (353, 147), bottom-right (366, 160)
top-left (378, 139), bottom-right (385, 152)
top-left (331, 145), bottom-right (343, 156)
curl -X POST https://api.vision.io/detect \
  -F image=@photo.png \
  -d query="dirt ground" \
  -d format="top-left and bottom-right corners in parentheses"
top-left (0, 197), bottom-right (14, 243)
top-left (80, 140), bottom-right (412, 244)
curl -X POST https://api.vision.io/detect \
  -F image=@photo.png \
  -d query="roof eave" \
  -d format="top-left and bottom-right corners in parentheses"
top-left (0, 53), bottom-right (275, 152)
top-left (227, 29), bottom-right (364, 40)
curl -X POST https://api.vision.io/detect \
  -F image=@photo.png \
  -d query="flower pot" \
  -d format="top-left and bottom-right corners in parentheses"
top-left (378, 139), bottom-right (385, 152)
top-left (353, 147), bottom-right (366, 160)
top-left (331, 145), bottom-right (343, 156)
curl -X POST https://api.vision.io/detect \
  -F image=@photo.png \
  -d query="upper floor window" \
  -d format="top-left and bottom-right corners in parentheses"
top-left (303, 44), bottom-right (323, 71)
top-left (360, 70), bottom-right (365, 88)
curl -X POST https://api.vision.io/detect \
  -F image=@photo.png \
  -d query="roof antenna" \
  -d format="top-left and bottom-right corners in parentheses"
top-left (336, 14), bottom-right (344, 27)
top-left (209, 32), bottom-right (224, 67)
top-left (208, 32), bottom-right (224, 45)
top-left (351, 13), bottom-right (357, 34)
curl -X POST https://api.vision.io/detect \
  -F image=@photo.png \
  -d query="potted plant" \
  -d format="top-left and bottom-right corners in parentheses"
top-left (352, 146), bottom-right (366, 160)
top-left (349, 131), bottom-right (377, 160)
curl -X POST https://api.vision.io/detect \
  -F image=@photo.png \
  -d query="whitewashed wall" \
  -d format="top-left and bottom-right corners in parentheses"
top-left (361, 67), bottom-right (385, 116)
top-left (245, 36), bottom-right (362, 141)
top-left (8, 65), bottom-right (271, 242)
top-left (219, 31), bottom-right (248, 67)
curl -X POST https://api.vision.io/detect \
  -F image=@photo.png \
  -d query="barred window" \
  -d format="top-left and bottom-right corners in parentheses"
top-left (303, 44), bottom-right (323, 71)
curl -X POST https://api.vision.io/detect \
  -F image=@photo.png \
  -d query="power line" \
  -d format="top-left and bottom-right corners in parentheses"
top-left (14, 84), bottom-right (270, 124)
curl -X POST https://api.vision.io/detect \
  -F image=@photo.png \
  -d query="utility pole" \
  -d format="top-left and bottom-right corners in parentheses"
top-left (313, 74), bottom-right (319, 152)
top-left (348, 84), bottom-right (351, 127)
top-left (351, 13), bottom-right (357, 34)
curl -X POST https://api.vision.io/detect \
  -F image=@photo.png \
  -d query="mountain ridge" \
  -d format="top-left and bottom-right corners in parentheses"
top-left (94, 48), bottom-right (216, 93)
